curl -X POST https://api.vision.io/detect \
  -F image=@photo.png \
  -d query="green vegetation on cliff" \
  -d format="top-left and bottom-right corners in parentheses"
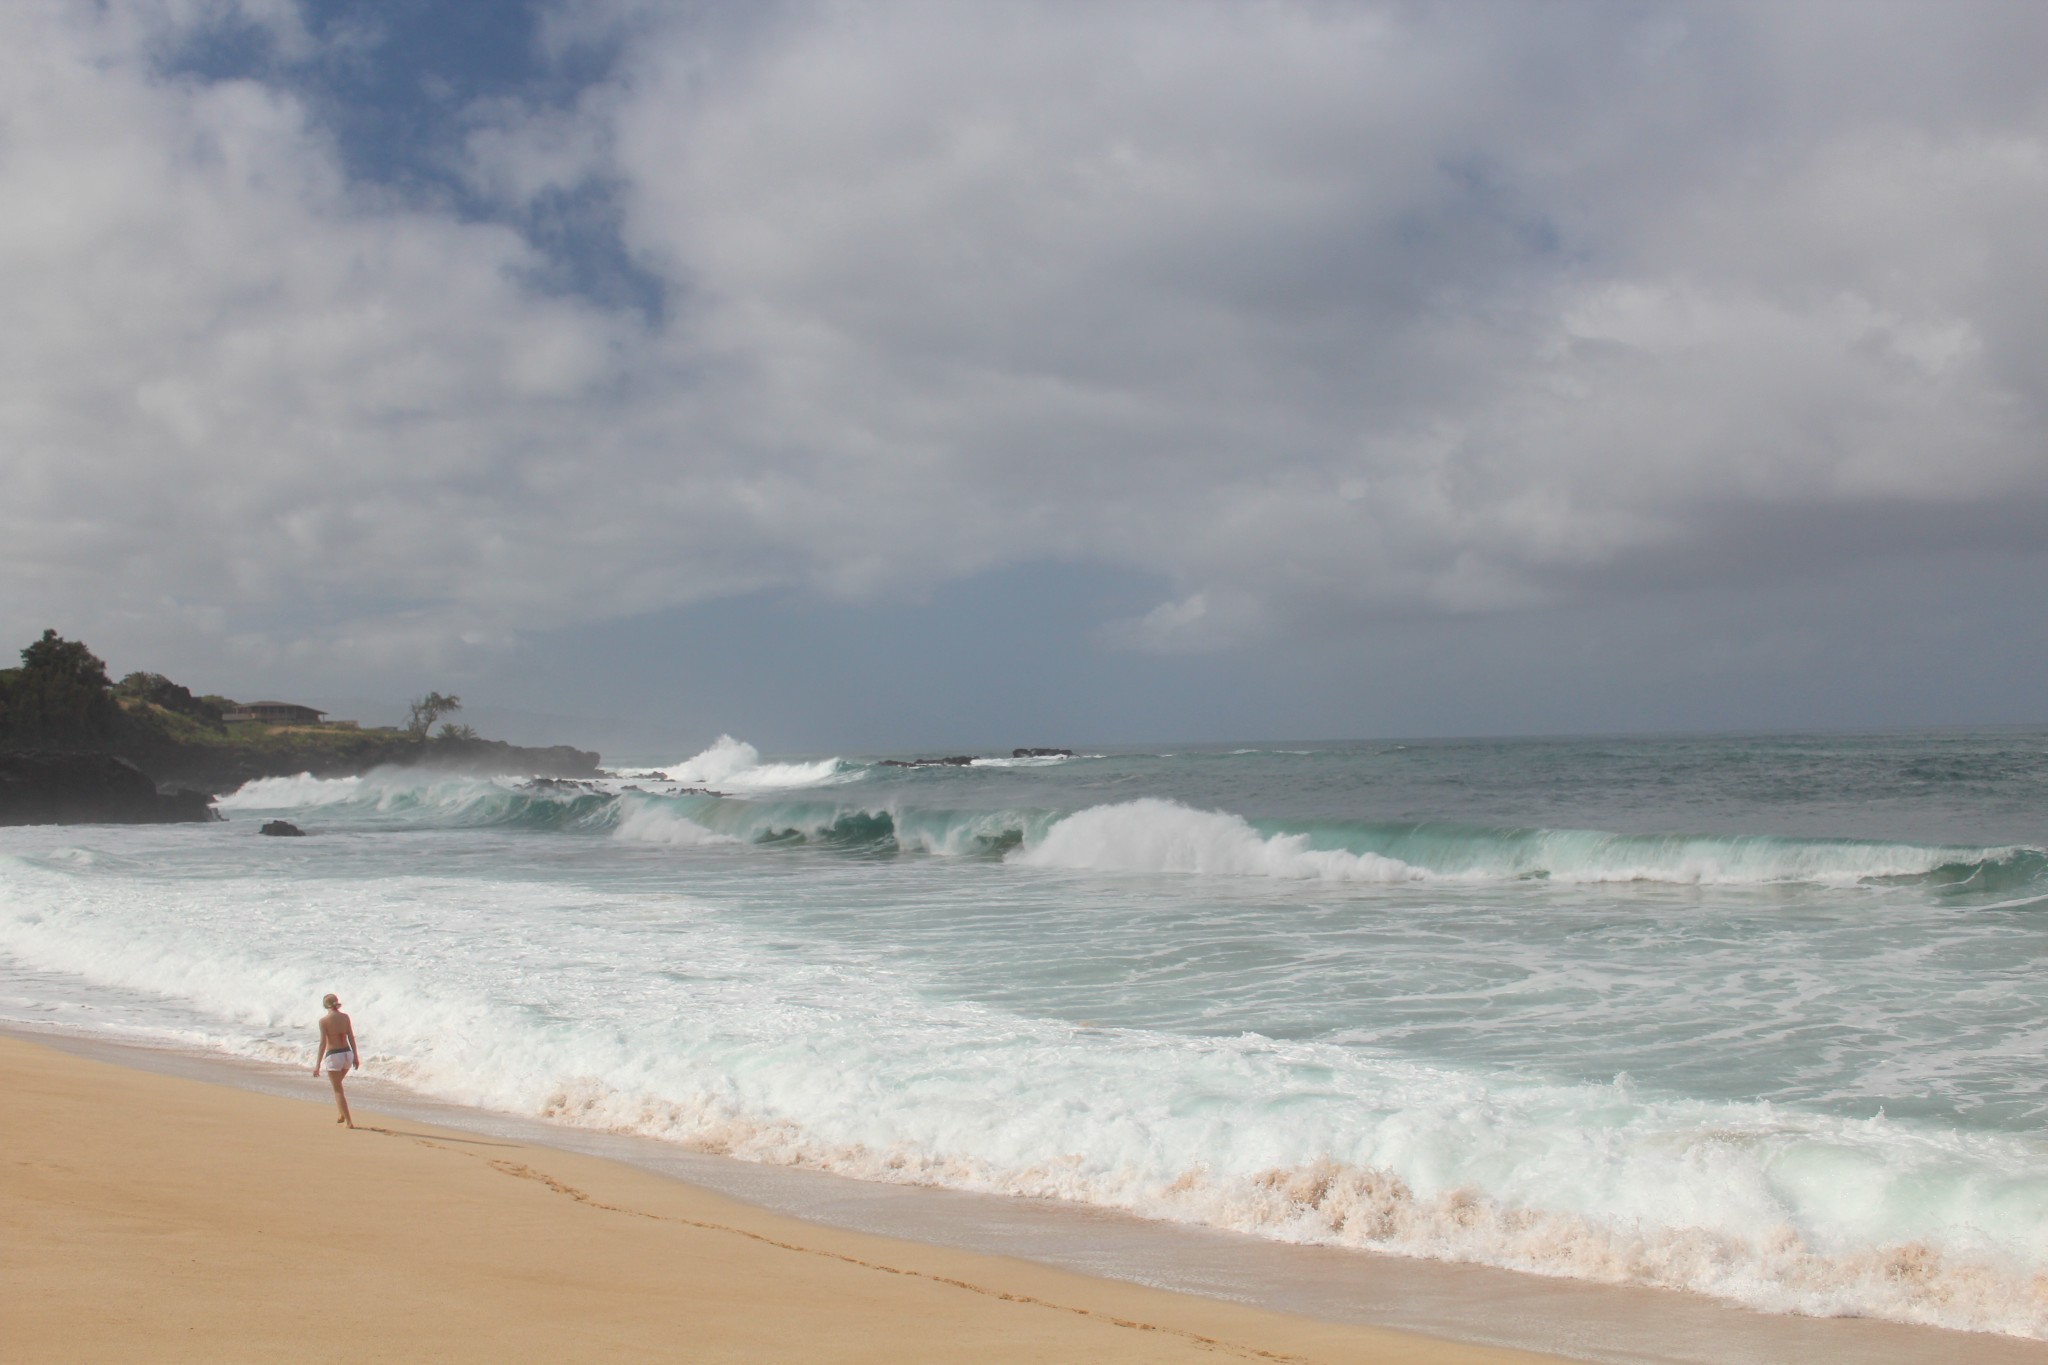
top-left (0, 630), bottom-right (600, 792)
top-left (114, 671), bottom-right (226, 729)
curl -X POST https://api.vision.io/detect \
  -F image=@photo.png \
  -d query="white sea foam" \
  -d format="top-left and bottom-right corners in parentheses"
top-left (1526, 831), bottom-right (2013, 886)
top-left (966, 753), bottom-right (1083, 768)
top-left (611, 796), bottom-right (738, 847)
top-left (658, 735), bottom-right (850, 791)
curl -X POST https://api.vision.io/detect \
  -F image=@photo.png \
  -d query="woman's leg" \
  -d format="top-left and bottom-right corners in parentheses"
top-left (326, 1068), bottom-right (354, 1127)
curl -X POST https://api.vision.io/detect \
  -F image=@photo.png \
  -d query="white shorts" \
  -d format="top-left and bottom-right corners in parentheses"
top-left (321, 1049), bottom-right (354, 1073)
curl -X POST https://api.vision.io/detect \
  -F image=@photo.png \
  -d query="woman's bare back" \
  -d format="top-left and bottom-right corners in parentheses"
top-left (320, 1009), bottom-right (354, 1053)
top-left (317, 1010), bottom-right (354, 1055)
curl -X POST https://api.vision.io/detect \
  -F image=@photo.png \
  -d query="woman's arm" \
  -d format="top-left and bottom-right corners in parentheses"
top-left (346, 1023), bottom-right (359, 1070)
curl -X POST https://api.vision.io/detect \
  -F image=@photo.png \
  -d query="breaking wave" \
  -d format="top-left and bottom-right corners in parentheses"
top-left (216, 773), bottom-right (366, 809)
top-left (611, 791), bottom-right (2047, 892)
top-left (218, 771), bottom-right (2045, 893)
top-left (216, 771), bottom-right (615, 830)
top-left (1013, 799), bottom-right (1429, 881)
top-left (1011, 799), bottom-right (2047, 890)
top-left (654, 735), bottom-right (853, 791)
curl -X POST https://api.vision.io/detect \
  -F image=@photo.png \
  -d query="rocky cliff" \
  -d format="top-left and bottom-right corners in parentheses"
top-left (0, 752), bottom-right (217, 826)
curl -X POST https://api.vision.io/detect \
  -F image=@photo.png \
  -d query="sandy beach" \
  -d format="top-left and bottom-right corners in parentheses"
top-left (1, 1033), bottom-right (1572, 1364)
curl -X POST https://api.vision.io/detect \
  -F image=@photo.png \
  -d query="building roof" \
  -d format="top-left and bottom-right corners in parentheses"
top-left (224, 701), bottom-right (328, 720)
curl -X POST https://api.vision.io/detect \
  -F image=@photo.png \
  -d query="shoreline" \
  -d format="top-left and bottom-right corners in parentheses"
top-left (7, 1023), bottom-right (2041, 1365)
top-left (2, 1029), bottom-right (1562, 1364)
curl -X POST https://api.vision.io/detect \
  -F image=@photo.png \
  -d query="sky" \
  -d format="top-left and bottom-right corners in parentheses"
top-left (4, 0), bottom-right (2047, 759)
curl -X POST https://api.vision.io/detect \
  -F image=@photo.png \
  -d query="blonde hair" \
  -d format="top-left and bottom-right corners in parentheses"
top-left (322, 993), bottom-right (339, 1009)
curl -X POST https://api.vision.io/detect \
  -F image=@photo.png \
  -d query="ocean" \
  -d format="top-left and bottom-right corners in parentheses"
top-left (3, 730), bottom-right (2046, 1341)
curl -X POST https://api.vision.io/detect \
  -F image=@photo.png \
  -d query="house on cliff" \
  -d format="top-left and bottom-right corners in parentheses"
top-left (222, 701), bottom-right (328, 726)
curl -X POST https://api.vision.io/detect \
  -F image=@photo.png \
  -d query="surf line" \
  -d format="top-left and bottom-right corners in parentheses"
top-left (386, 1130), bottom-right (1320, 1363)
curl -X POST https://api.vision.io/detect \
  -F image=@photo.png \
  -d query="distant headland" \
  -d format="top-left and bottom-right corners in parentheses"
top-left (0, 629), bottom-right (600, 825)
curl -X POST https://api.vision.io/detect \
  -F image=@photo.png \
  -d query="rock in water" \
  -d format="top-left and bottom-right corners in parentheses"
top-left (260, 820), bottom-right (305, 837)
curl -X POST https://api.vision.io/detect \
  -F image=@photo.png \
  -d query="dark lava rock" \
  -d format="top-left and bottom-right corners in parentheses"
top-left (518, 777), bottom-right (603, 793)
top-left (0, 752), bottom-right (218, 826)
top-left (1012, 748), bottom-right (1073, 759)
top-left (260, 819), bottom-right (305, 837)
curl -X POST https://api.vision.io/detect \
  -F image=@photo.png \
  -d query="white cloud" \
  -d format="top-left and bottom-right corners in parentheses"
top-left (578, 0), bottom-right (2048, 630)
top-left (4, 0), bottom-right (2047, 695)
top-left (0, 1), bottom-right (644, 681)
top-left (1096, 590), bottom-right (1271, 654)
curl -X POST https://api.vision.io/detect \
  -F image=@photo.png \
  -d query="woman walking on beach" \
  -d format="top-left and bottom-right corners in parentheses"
top-left (313, 993), bottom-right (358, 1128)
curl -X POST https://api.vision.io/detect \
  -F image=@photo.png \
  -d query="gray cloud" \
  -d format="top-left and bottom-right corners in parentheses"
top-left (4, 0), bottom-right (2046, 695)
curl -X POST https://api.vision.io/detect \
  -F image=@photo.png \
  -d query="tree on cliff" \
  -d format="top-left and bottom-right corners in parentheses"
top-left (0, 630), bottom-right (119, 749)
top-left (405, 692), bottom-right (461, 741)
top-left (115, 672), bottom-right (225, 729)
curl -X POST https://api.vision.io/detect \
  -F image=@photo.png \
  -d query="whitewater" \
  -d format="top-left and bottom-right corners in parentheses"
top-left (4, 730), bottom-right (2047, 1340)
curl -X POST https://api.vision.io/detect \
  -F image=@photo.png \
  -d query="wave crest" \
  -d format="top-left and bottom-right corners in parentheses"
top-left (216, 773), bottom-right (365, 810)
top-left (657, 735), bottom-right (851, 791)
top-left (1010, 799), bottom-right (1429, 881)
top-left (218, 770), bottom-right (615, 829)
top-left (1009, 799), bottom-right (2043, 889)
top-left (216, 771), bottom-right (2048, 894)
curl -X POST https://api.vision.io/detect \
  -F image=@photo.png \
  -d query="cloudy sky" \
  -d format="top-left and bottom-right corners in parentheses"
top-left (5, 0), bottom-right (2046, 756)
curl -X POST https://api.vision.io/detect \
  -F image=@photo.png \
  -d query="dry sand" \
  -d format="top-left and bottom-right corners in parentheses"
top-left (1, 1034), bottom-right (1570, 1364)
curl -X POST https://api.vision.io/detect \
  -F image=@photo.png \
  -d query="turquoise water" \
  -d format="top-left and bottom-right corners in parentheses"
top-left (3, 729), bottom-right (2046, 1334)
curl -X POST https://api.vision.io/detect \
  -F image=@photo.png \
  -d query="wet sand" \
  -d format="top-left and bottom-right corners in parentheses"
top-left (0, 1033), bottom-right (1566, 1363)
